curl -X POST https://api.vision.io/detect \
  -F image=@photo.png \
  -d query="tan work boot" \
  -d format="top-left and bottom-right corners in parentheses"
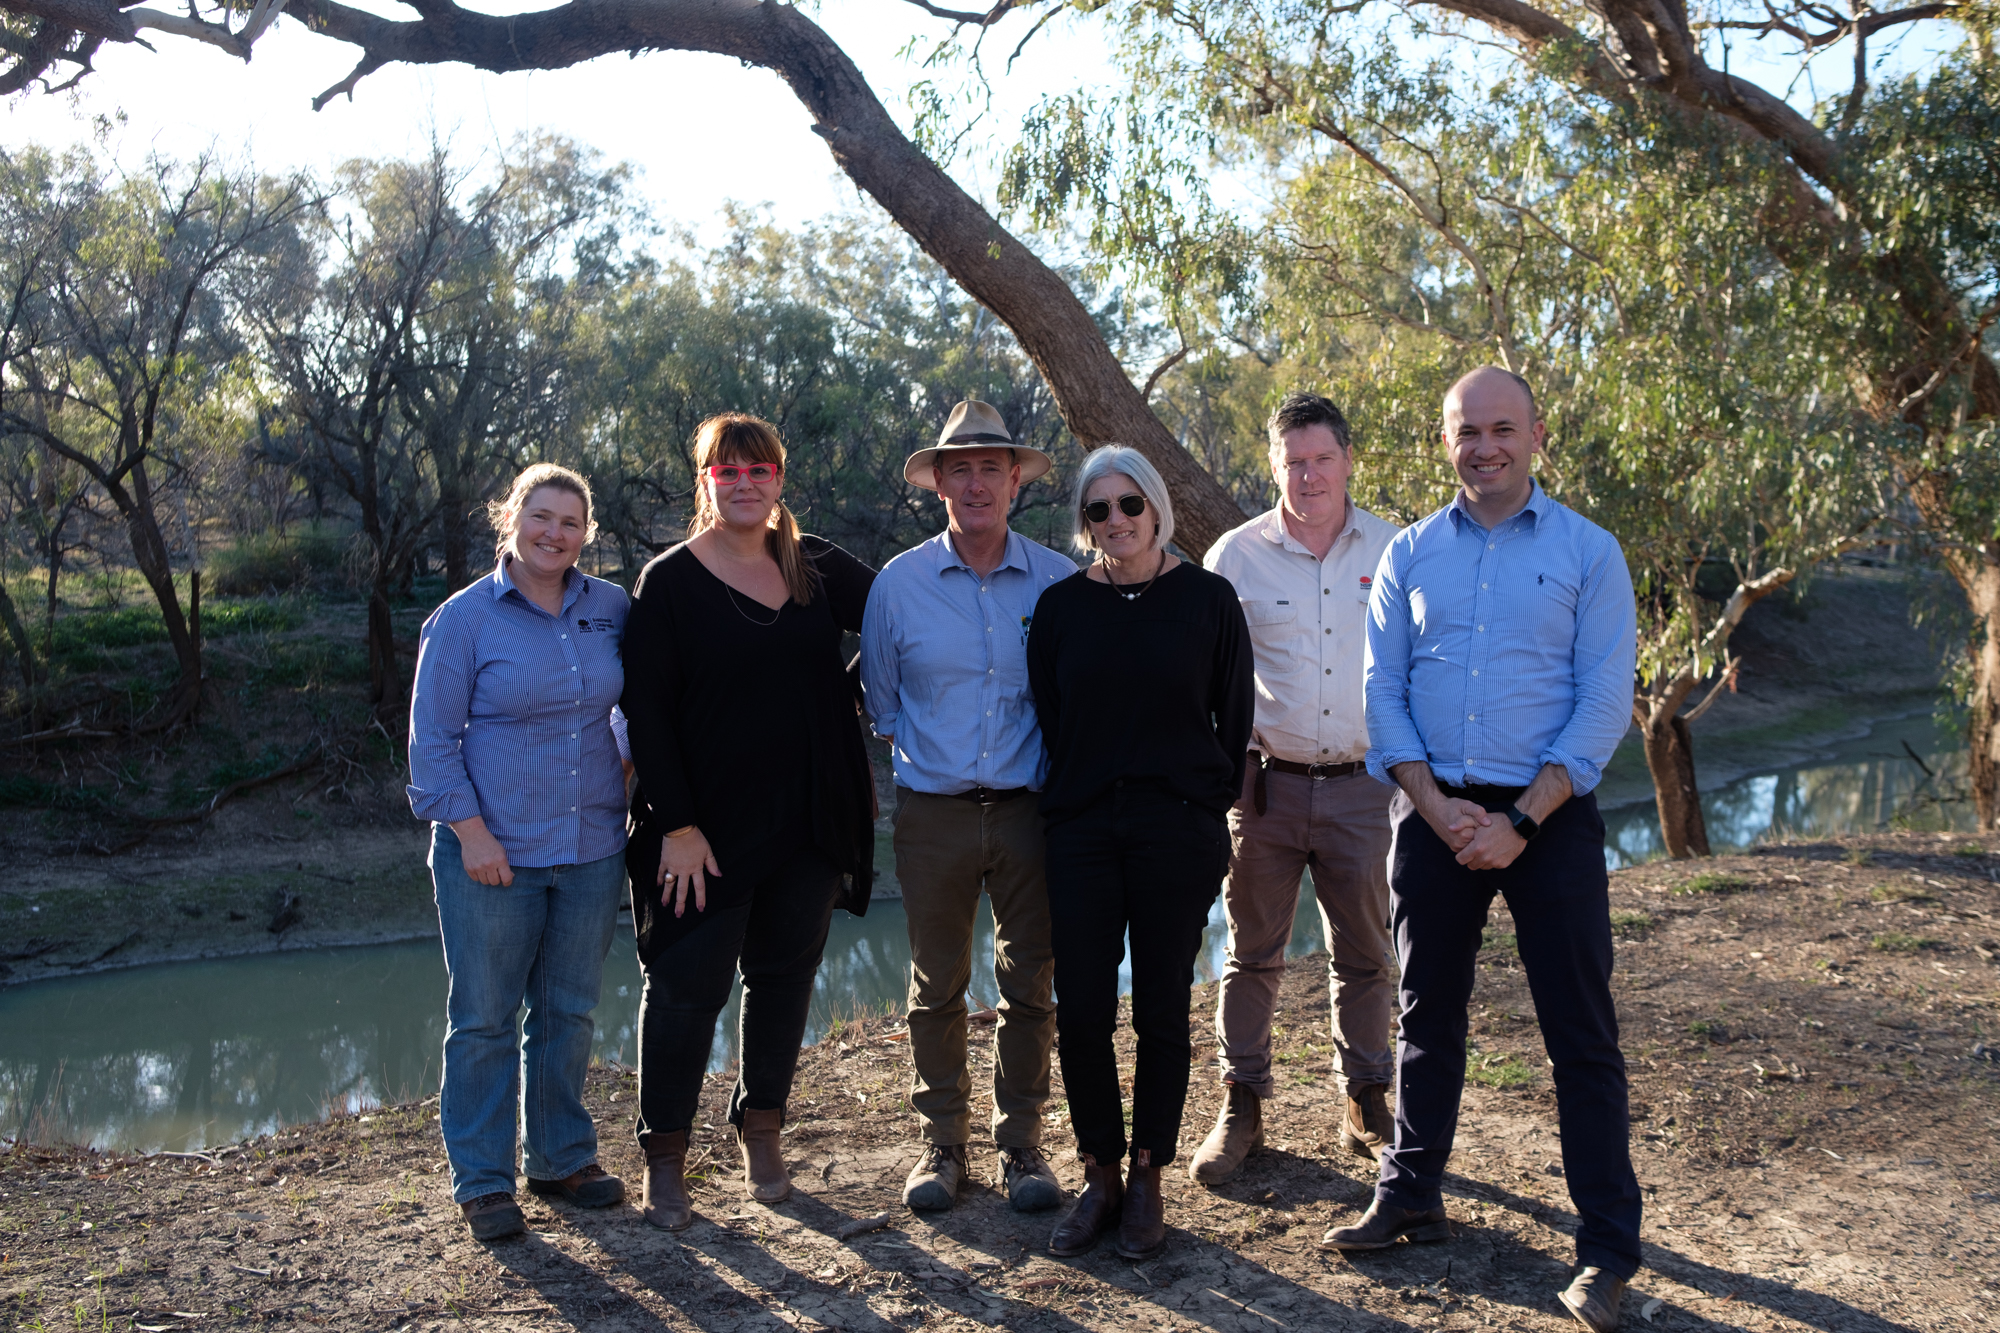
top-left (902, 1142), bottom-right (966, 1211)
top-left (639, 1130), bottom-right (693, 1231)
top-left (736, 1108), bottom-right (791, 1204)
top-left (1188, 1082), bottom-right (1264, 1184)
top-left (1558, 1267), bottom-right (1628, 1332)
top-left (1342, 1082), bottom-right (1392, 1160)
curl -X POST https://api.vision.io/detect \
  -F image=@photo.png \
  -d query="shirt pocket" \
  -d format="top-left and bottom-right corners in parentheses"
top-left (1240, 599), bottom-right (1299, 675)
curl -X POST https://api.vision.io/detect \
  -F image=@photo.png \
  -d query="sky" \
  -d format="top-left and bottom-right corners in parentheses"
top-left (0, 0), bottom-right (1115, 242)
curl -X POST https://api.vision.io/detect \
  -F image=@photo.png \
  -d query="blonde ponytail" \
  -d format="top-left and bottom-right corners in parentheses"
top-left (688, 413), bottom-right (820, 606)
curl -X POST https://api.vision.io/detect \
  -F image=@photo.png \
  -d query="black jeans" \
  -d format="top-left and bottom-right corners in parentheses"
top-left (635, 847), bottom-right (841, 1136)
top-left (1046, 783), bottom-right (1229, 1167)
top-left (1380, 785), bottom-right (1642, 1278)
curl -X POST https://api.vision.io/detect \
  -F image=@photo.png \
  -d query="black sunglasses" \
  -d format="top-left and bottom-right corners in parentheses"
top-left (1084, 493), bottom-right (1147, 524)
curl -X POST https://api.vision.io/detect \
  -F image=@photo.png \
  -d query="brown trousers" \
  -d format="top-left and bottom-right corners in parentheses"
top-left (1214, 763), bottom-right (1395, 1097)
top-left (893, 787), bottom-right (1056, 1148)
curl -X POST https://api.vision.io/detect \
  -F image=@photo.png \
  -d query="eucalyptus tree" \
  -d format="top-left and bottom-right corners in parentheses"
top-left (0, 146), bottom-right (313, 728)
top-left (0, 0), bottom-right (1252, 554)
top-left (987, 0), bottom-right (1988, 843)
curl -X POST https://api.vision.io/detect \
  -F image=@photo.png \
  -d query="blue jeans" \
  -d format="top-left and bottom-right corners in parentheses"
top-left (431, 824), bottom-right (626, 1204)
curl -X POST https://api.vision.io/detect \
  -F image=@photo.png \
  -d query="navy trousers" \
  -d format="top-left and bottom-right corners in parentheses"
top-left (1378, 785), bottom-right (1642, 1278)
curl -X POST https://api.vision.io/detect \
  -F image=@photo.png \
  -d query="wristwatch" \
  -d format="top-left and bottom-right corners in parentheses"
top-left (1505, 804), bottom-right (1541, 842)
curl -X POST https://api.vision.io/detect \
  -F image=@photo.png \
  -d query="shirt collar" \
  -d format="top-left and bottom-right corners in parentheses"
top-left (1448, 479), bottom-right (1547, 533)
top-left (1257, 501), bottom-right (1360, 557)
top-left (491, 555), bottom-right (584, 611)
top-left (939, 528), bottom-right (1027, 576)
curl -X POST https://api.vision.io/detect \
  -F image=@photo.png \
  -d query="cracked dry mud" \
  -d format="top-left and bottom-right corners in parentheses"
top-left (5, 829), bottom-right (1998, 1332)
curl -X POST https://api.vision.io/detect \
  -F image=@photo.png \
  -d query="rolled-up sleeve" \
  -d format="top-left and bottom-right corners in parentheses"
top-left (1540, 531), bottom-right (1637, 796)
top-left (1364, 540), bottom-right (1428, 785)
top-left (858, 578), bottom-right (901, 738)
top-left (406, 603), bottom-right (484, 826)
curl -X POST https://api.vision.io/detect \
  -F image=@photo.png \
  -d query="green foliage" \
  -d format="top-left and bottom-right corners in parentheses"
top-left (1674, 873), bottom-right (1750, 896)
top-left (1870, 882), bottom-right (1937, 903)
top-left (207, 526), bottom-right (349, 596)
top-left (1465, 1042), bottom-right (1537, 1088)
top-left (1871, 932), bottom-right (1941, 952)
top-left (1609, 910), bottom-right (1655, 937)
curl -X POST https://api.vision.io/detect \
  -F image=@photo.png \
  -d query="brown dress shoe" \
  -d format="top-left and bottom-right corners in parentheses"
top-left (1342, 1082), bottom-right (1392, 1160)
top-left (1319, 1198), bottom-right (1451, 1250)
top-left (737, 1107), bottom-right (791, 1204)
top-left (640, 1131), bottom-right (694, 1231)
top-left (1189, 1082), bottom-right (1264, 1184)
top-left (526, 1162), bottom-right (625, 1208)
top-left (1048, 1153), bottom-right (1123, 1256)
top-left (460, 1192), bottom-right (526, 1242)
top-left (1558, 1267), bottom-right (1627, 1332)
top-left (1116, 1148), bottom-right (1167, 1260)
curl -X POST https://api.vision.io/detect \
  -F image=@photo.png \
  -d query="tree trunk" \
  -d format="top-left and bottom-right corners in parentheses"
top-left (1640, 710), bottom-right (1710, 859)
top-left (0, 577), bottom-right (35, 688)
top-left (121, 458), bottom-right (202, 725)
top-left (366, 580), bottom-right (401, 720)
top-left (1965, 562), bottom-right (2000, 832)
top-left (441, 492), bottom-right (473, 593)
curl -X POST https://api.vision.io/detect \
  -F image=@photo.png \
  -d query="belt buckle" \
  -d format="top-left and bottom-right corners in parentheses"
top-left (1307, 763), bottom-right (1329, 781)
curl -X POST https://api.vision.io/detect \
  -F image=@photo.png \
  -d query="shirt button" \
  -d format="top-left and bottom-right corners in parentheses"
top-left (571, 732), bottom-right (578, 738)
top-left (1323, 709), bottom-right (1329, 715)
top-left (1323, 588), bottom-right (1330, 594)
top-left (1468, 713), bottom-right (1476, 720)
top-left (571, 665), bottom-right (577, 671)
top-left (1325, 669), bottom-right (1332, 675)
top-left (1477, 626), bottom-right (1486, 632)
top-left (986, 626), bottom-right (993, 633)
top-left (570, 769), bottom-right (577, 775)
top-left (561, 633), bottom-right (568, 639)
top-left (987, 668), bottom-right (995, 675)
top-left (1488, 543), bottom-right (1495, 550)
top-left (986, 710), bottom-right (992, 717)
top-left (1324, 628), bottom-right (1331, 635)
top-left (1481, 583), bottom-right (1488, 589)
top-left (1472, 670), bottom-right (1479, 677)
top-left (570, 806), bottom-right (576, 811)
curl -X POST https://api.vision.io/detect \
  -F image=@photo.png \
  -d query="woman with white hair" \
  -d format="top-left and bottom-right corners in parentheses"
top-left (1025, 444), bottom-right (1254, 1260)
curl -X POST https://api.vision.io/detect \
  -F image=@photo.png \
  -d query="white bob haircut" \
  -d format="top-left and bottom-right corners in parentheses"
top-left (1072, 444), bottom-right (1175, 554)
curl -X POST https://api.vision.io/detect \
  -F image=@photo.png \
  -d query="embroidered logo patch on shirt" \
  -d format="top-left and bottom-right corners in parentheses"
top-left (1358, 574), bottom-right (1373, 593)
top-left (576, 617), bottom-right (616, 633)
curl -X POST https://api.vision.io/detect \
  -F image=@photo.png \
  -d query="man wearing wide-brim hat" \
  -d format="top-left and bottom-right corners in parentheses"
top-left (861, 399), bottom-right (1073, 1214)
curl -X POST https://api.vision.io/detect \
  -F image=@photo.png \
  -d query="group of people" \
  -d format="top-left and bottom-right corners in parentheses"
top-left (405, 365), bottom-right (1644, 1333)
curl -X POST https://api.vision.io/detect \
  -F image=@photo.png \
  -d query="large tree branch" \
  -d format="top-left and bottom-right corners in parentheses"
top-left (272, 0), bottom-right (1247, 551)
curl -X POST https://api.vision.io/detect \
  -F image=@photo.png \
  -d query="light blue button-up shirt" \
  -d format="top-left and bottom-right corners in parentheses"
top-left (1364, 482), bottom-right (1635, 795)
top-left (406, 558), bottom-right (629, 867)
top-left (860, 528), bottom-right (1076, 795)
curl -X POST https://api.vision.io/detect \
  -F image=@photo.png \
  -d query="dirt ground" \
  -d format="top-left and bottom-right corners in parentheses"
top-left (4, 828), bottom-right (1997, 1333)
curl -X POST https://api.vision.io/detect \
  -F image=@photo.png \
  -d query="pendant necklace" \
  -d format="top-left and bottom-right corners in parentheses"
top-left (1104, 554), bottom-right (1164, 601)
top-left (725, 584), bottom-right (781, 627)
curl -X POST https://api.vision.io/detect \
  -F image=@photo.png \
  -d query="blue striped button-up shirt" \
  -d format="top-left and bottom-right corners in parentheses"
top-left (860, 529), bottom-right (1076, 795)
top-left (406, 559), bottom-right (630, 867)
top-left (1364, 483), bottom-right (1636, 795)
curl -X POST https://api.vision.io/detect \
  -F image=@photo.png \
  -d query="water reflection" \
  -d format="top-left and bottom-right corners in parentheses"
top-left (1, 890), bottom-right (1327, 1153)
top-left (1601, 712), bottom-right (1973, 867)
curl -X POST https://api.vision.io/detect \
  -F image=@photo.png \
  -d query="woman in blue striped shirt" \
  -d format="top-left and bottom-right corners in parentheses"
top-left (406, 463), bottom-right (630, 1243)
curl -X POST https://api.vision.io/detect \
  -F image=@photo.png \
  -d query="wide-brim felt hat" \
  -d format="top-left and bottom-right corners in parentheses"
top-left (903, 399), bottom-right (1054, 491)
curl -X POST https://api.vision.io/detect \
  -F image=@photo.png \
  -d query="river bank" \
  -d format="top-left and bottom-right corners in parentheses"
top-left (5, 829), bottom-right (1997, 1333)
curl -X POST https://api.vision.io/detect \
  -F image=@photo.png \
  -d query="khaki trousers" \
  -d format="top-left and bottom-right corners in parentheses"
top-left (1215, 763), bottom-right (1395, 1097)
top-left (894, 787), bottom-right (1055, 1148)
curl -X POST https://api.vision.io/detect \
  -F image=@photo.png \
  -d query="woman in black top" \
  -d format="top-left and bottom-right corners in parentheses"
top-left (1027, 444), bottom-right (1253, 1262)
top-left (619, 412), bottom-right (876, 1231)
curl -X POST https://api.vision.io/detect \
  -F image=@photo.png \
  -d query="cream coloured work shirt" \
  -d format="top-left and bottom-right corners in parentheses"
top-left (1203, 502), bottom-right (1401, 765)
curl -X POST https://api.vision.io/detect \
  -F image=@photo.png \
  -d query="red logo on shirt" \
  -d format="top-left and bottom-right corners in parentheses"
top-left (1358, 575), bottom-right (1372, 587)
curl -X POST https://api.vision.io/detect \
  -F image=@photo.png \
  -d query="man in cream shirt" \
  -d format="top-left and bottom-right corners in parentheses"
top-left (1192, 391), bottom-right (1402, 1183)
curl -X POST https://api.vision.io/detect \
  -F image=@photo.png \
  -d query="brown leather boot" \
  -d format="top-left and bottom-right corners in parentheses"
top-left (1189, 1082), bottom-right (1264, 1183)
top-left (639, 1131), bottom-right (693, 1232)
top-left (737, 1108), bottom-right (791, 1204)
top-left (1116, 1148), bottom-right (1167, 1260)
top-left (1319, 1198), bottom-right (1451, 1250)
top-left (1048, 1154), bottom-right (1122, 1256)
top-left (1343, 1082), bottom-right (1393, 1160)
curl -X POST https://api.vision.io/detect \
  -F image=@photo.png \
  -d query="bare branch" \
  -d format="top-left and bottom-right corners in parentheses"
top-left (1680, 654), bottom-right (1740, 724)
top-left (1141, 340), bottom-right (1188, 401)
top-left (1894, 296), bottom-right (2000, 418)
top-left (897, 0), bottom-right (1014, 26)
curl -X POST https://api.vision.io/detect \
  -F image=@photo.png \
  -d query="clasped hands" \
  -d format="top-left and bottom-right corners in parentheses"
top-left (1422, 795), bottom-right (1525, 870)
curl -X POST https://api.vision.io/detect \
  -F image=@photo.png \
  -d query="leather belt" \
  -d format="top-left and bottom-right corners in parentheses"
top-left (1252, 752), bottom-right (1365, 816)
top-left (947, 785), bottom-right (1030, 805)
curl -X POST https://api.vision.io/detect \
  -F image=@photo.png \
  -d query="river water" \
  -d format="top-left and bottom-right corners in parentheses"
top-left (1, 713), bottom-right (1975, 1152)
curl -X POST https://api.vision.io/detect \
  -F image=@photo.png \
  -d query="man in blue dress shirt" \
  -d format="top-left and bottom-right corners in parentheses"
top-left (860, 400), bottom-right (1076, 1215)
top-left (1329, 368), bottom-right (1641, 1333)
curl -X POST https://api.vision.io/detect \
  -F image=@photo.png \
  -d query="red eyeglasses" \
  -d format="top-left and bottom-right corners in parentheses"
top-left (706, 463), bottom-right (782, 485)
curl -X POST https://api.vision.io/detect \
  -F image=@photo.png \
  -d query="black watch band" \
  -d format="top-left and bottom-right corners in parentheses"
top-left (1505, 804), bottom-right (1541, 842)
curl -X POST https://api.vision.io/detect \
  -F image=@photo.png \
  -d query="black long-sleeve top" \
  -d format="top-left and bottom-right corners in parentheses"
top-left (1026, 561), bottom-right (1255, 825)
top-left (618, 536), bottom-right (876, 959)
